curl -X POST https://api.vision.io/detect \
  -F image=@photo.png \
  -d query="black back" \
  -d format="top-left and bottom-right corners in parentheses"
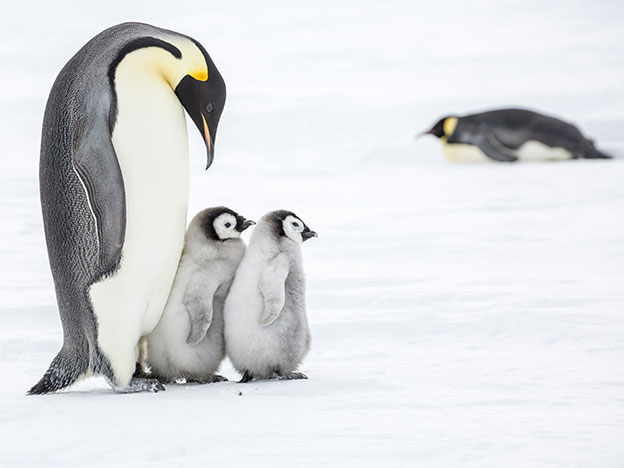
top-left (449, 108), bottom-right (596, 156)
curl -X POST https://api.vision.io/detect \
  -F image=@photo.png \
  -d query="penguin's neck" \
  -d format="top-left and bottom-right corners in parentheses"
top-left (249, 225), bottom-right (282, 258)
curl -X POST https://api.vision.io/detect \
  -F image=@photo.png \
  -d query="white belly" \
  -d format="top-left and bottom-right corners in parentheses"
top-left (442, 141), bottom-right (573, 163)
top-left (442, 143), bottom-right (491, 163)
top-left (516, 140), bottom-right (573, 161)
top-left (89, 68), bottom-right (190, 385)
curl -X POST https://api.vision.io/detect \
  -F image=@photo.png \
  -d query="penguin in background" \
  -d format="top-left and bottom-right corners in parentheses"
top-left (143, 207), bottom-right (254, 384)
top-left (224, 210), bottom-right (318, 383)
top-left (422, 108), bottom-right (613, 163)
top-left (30, 22), bottom-right (226, 394)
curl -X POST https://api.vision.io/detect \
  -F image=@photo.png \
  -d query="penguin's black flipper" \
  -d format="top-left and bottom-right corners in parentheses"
top-left (72, 114), bottom-right (126, 272)
top-left (474, 130), bottom-right (518, 162)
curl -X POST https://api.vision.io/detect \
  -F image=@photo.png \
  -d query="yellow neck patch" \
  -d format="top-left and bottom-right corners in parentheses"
top-left (189, 69), bottom-right (208, 82)
top-left (443, 117), bottom-right (458, 136)
top-left (153, 36), bottom-right (209, 88)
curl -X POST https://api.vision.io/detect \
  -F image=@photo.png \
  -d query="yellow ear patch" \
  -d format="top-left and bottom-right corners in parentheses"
top-left (443, 117), bottom-right (458, 136)
top-left (190, 69), bottom-right (208, 81)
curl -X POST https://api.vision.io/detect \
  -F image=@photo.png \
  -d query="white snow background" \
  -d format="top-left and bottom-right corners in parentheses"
top-left (1, 1), bottom-right (624, 467)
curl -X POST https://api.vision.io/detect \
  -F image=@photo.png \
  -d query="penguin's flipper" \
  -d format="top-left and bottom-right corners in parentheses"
top-left (72, 115), bottom-right (126, 271)
top-left (183, 278), bottom-right (217, 345)
top-left (474, 130), bottom-right (518, 162)
top-left (259, 253), bottom-right (290, 327)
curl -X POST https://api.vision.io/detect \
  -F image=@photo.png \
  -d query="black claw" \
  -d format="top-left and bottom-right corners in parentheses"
top-left (151, 380), bottom-right (166, 392)
top-left (239, 371), bottom-right (253, 383)
top-left (133, 362), bottom-right (146, 379)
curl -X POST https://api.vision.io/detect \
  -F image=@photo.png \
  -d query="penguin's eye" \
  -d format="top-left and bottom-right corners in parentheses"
top-left (205, 102), bottom-right (214, 113)
top-left (225, 222), bottom-right (231, 228)
top-left (292, 222), bottom-right (300, 228)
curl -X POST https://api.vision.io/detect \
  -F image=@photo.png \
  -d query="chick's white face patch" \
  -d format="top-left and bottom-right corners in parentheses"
top-left (214, 213), bottom-right (240, 240)
top-left (282, 215), bottom-right (304, 244)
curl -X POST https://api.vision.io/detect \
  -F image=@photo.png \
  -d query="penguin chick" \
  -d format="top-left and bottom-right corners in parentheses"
top-left (422, 108), bottom-right (613, 163)
top-left (224, 210), bottom-right (318, 382)
top-left (143, 207), bottom-right (254, 384)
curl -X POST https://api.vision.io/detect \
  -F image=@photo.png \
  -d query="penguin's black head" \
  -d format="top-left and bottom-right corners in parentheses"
top-left (200, 206), bottom-right (254, 241)
top-left (423, 117), bottom-right (450, 139)
top-left (269, 210), bottom-right (318, 244)
top-left (107, 33), bottom-right (226, 171)
top-left (175, 40), bottom-right (226, 170)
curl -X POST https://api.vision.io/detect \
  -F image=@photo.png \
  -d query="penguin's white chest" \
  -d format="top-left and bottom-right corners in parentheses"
top-left (442, 140), bottom-right (573, 163)
top-left (442, 142), bottom-right (491, 163)
top-left (89, 66), bottom-right (190, 377)
top-left (111, 75), bottom-right (190, 319)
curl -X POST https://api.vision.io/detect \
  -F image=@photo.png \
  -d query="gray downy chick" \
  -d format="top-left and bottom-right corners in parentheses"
top-left (143, 207), bottom-right (254, 383)
top-left (224, 210), bottom-right (317, 382)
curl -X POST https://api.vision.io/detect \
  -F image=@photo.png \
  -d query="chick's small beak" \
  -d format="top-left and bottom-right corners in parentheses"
top-left (239, 219), bottom-right (256, 231)
top-left (302, 230), bottom-right (318, 241)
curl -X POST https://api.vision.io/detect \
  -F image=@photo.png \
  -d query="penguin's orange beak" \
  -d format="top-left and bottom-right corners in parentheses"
top-left (174, 73), bottom-right (224, 171)
top-left (201, 114), bottom-right (214, 169)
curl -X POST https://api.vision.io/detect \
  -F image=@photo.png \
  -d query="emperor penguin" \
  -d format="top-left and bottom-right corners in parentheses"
top-left (422, 108), bottom-right (613, 163)
top-left (224, 210), bottom-right (318, 383)
top-left (30, 23), bottom-right (226, 394)
top-left (142, 207), bottom-right (254, 384)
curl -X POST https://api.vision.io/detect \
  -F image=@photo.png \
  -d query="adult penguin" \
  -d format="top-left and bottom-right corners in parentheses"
top-left (29, 22), bottom-right (226, 394)
top-left (422, 108), bottom-right (612, 162)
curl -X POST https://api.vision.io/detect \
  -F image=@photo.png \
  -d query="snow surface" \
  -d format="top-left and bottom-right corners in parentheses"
top-left (1, 1), bottom-right (624, 467)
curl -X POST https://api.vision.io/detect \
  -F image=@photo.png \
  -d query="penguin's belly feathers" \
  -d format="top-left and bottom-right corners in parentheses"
top-left (224, 264), bottom-right (271, 368)
top-left (442, 142), bottom-right (491, 163)
top-left (88, 47), bottom-right (190, 384)
top-left (442, 140), bottom-right (573, 163)
top-left (515, 140), bottom-right (573, 161)
top-left (225, 257), bottom-right (309, 376)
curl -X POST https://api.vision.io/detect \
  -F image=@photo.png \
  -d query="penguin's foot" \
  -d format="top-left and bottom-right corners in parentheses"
top-left (185, 374), bottom-right (229, 384)
top-left (239, 371), bottom-right (254, 383)
top-left (115, 377), bottom-right (166, 393)
top-left (275, 372), bottom-right (308, 381)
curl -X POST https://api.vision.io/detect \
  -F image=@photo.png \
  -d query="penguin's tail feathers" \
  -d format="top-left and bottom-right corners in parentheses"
top-left (28, 346), bottom-right (88, 395)
top-left (585, 141), bottom-right (613, 159)
top-left (589, 148), bottom-right (613, 159)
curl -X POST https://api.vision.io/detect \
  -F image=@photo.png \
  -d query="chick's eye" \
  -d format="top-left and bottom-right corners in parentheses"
top-left (205, 102), bottom-right (214, 113)
top-left (292, 222), bottom-right (300, 228)
top-left (224, 222), bottom-right (231, 228)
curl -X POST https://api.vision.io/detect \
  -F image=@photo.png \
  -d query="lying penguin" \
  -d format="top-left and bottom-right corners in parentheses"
top-left (142, 207), bottom-right (254, 384)
top-left (224, 210), bottom-right (317, 382)
top-left (422, 108), bottom-right (612, 163)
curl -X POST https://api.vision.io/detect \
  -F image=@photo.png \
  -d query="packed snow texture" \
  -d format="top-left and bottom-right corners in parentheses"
top-left (1, 1), bottom-right (623, 467)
